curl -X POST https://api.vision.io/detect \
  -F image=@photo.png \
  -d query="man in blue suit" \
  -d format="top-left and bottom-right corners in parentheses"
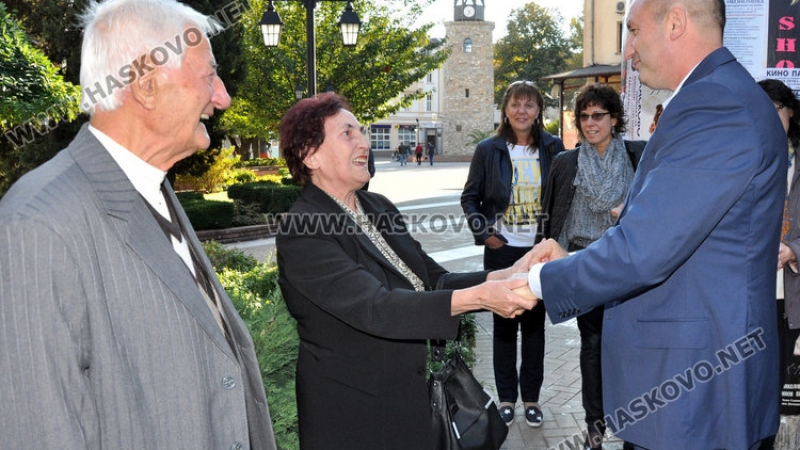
top-left (523, 0), bottom-right (786, 448)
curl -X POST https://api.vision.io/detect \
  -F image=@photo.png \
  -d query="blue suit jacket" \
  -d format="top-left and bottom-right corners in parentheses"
top-left (541, 48), bottom-right (785, 449)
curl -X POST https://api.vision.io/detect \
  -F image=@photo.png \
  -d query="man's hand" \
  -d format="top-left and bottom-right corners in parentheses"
top-left (531, 238), bottom-right (568, 264)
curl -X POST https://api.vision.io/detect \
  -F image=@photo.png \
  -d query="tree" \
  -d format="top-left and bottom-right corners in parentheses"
top-left (493, 2), bottom-right (581, 108)
top-left (219, 0), bottom-right (450, 147)
top-left (0, 2), bottom-right (81, 196)
top-left (3, 0), bottom-right (246, 180)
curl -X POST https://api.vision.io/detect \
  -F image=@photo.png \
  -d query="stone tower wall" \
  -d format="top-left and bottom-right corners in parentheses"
top-left (442, 20), bottom-right (495, 156)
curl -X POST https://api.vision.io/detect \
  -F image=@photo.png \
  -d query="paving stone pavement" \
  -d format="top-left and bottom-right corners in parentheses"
top-left (470, 311), bottom-right (624, 450)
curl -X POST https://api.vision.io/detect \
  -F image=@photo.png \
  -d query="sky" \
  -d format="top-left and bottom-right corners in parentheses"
top-left (419, 0), bottom-right (584, 42)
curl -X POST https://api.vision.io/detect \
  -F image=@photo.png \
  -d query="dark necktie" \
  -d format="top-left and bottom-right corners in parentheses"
top-left (146, 184), bottom-right (236, 353)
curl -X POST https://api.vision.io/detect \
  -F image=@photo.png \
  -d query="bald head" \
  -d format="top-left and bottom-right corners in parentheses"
top-left (625, 0), bottom-right (726, 90)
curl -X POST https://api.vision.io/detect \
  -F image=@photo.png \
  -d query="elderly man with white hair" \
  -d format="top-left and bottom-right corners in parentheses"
top-left (0, 0), bottom-right (277, 449)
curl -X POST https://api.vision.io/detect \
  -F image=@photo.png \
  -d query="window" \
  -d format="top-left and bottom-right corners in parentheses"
top-left (398, 126), bottom-right (416, 146)
top-left (463, 38), bottom-right (473, 53)
top-left (426, 94), bottom-right (432, 112)
top-left (427, 72), bottom-right (433, 82)
top-left (465, 89), bottom-right (470, 98)
top-left (617, 21), bottom-right (623, 54)
top-left (370, 126), bottom-right (391, 150)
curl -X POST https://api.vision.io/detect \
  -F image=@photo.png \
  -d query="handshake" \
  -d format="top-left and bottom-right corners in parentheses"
top-left (456, 239), bottom-right (569, 319)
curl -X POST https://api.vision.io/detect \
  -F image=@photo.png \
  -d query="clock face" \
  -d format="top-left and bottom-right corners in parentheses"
top-left (464, 5), bottom-right (475, 17)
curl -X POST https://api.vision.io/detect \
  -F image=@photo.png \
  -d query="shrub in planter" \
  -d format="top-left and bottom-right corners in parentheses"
top-left (227, 181), bottom-right (302, 217)
top-left (180, 197), bottom-right (234, 230)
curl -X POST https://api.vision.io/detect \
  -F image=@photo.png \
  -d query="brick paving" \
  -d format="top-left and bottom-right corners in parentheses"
top-left (471, 311), bottom-right (624, 450)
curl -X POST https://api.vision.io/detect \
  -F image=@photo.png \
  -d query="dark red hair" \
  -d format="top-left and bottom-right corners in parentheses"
top-left (280, 93), bottom-right (352, 185)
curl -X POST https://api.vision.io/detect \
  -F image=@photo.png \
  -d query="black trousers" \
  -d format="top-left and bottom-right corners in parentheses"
top-left (569, 242), bottom-right (606, 430)
top-left (484, 243), bottom-right (545, 403)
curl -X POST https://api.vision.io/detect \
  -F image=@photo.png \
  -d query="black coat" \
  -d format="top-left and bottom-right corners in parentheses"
top-left (461, 131), bottom-right (565, 245)
top-left (276, 183), bottom-right (487, 450)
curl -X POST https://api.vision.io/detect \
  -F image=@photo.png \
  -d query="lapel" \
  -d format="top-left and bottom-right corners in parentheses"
top-left (301, 184), bottom-right (430, 289)
top-left (69, 125), bottom-right (236, 358)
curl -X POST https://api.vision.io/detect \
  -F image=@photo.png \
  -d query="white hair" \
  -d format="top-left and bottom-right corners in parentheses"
top-left (79, 0), bottom-right (218, 114)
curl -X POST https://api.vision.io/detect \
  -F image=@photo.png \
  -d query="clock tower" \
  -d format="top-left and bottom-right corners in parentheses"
top-left (441, 0), bottom-right (494, 156)
top-left (454, 0), bottom-right (485, 21)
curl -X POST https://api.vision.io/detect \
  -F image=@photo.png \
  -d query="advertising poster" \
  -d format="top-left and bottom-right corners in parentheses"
top-left (766, 0), bottom-right (800, 91)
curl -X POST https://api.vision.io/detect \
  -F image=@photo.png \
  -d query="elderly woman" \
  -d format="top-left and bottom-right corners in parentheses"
top-left (275, 93), bottom-right (535, 450)
top-left (540, 83), bottom-right (645, 449)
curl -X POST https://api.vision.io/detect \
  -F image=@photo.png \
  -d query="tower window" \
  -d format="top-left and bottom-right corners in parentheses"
top-left (465, 89), bottom-right (470, 98)
top-left (463, 38), bottom-right (473, 53)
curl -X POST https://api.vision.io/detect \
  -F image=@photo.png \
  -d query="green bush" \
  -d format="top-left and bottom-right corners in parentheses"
top-left (180, 198), bottom-right (234, 230)
top-left (203, 241), bottom-right (258, 272)
top-left (174, 147), bottom-right (240, 192)
top-left (176, 191), bottom-right (205, 202)
top-left (227, 181), bottom-right (302, 217)
top-left (237, 157), bottom-right (286, 168)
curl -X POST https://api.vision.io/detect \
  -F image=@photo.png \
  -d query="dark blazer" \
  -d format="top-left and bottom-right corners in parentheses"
top-left (276, 183), bottom-right (487, 450)
top-left (461, 131), bottom-right (565, 245)
top-left (541, 48), bottom-right (785, 448)
top-left (0, 125), bottom-right (277, 450)
top-left (540, 140), bottom-right (645, 241)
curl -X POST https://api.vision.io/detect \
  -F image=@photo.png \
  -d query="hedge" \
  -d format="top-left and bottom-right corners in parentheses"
top-left (227, 181), bottom-right (302, 217)
top-left (180, 198), bottom-right (234, 230)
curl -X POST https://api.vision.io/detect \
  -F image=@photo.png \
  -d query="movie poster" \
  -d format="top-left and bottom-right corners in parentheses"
top-left (766, 0), bottom-right (800, 91)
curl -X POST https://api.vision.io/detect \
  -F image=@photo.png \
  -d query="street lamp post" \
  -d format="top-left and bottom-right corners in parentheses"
top-left (259, 0), bottom-right (361, 98)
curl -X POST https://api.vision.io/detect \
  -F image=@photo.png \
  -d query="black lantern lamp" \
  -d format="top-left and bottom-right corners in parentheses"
top-left (259, 1), bottom-right (283, 48)
top-left (337, 1), bottom-right (361, 47)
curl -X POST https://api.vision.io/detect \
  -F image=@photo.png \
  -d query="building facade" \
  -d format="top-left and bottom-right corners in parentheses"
top-left (369, 0), bottom-right (494, 159)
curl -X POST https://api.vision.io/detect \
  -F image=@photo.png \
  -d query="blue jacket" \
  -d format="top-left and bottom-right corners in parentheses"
top-left (461, 131), bottom-right (565, 245)
top-left (542, 47), bottom-right (784, 449)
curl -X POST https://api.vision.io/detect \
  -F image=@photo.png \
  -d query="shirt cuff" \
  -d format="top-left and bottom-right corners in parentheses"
top-left (528, 263), bottom-right (544, 299)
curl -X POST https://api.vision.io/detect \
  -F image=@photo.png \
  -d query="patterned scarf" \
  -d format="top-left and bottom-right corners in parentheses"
top-left (574, 137), bottom-right (634, 213)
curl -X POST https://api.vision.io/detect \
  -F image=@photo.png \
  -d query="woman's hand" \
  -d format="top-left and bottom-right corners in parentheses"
top-left (451, 276), bottom-right (537, 318)
top-left (484, 235), bottom-right (506, 250)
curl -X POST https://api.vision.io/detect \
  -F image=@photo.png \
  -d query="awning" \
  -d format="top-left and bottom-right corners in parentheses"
top-left (542, 64), bottom-right (621, 82)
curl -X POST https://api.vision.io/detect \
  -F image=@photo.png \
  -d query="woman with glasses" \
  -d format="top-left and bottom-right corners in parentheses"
top-left (461, 80), bottom-right (565, 428)
top-left (540, 83), bottom-right (645, 449)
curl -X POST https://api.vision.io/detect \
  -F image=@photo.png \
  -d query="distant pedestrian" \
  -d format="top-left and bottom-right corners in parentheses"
top-left (427, 141), bottom-right (435, 165)
top-left (398, 142), bottom-right (409, 166)
top-left (415, 143), bottom-right (423, 165)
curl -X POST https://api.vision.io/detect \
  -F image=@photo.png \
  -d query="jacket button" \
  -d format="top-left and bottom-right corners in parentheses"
top-left (222, 375), bottom-right (236, 390)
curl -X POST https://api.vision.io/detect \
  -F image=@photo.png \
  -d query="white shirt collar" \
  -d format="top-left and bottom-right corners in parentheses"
top-left (88, 125), bottom-right (169, 218)
top-left (661, 62), bottom-right (701, 111)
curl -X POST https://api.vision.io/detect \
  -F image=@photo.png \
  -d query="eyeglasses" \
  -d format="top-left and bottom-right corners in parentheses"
top-left (579, 111), bottom-right (611, 122)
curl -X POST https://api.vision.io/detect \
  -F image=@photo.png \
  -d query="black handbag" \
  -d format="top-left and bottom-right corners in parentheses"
top-left (429, 340), bottom-right (509, 450)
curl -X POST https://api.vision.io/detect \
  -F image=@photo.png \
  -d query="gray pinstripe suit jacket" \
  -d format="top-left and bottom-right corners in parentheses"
top-left (0, 124), bottom-right (276, 450)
